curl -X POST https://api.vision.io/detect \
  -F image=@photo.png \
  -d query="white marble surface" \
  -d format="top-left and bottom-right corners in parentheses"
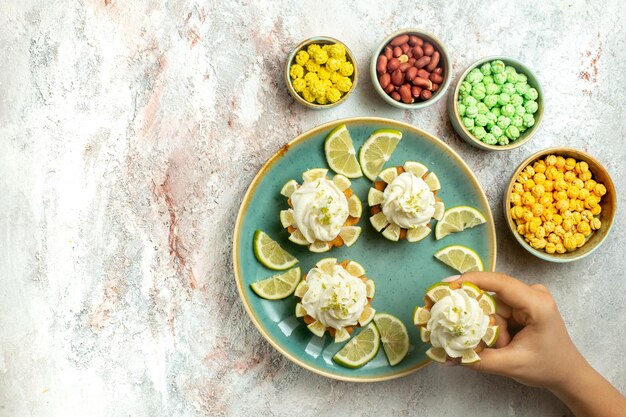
top-left (1, 0), bottom-right (625, 416)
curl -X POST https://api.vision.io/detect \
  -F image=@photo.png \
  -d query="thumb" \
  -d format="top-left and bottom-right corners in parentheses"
top-left (470, 347), bottom-right (519, 377)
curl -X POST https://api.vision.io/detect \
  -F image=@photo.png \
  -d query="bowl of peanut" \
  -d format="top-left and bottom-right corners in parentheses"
top-left (504, 148), bottom-right (616, 262)
top-left (370, 29), bottom-right (451, 109)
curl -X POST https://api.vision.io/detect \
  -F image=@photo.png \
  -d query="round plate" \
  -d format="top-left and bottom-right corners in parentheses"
top-left (233, 117), bottom-right (496, 382)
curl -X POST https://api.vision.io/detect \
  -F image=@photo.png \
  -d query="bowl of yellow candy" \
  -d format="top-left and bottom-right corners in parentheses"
top-left (504, 148), bottom-right (616, 262)
top-left (285, 36), bottom-right (357, 109)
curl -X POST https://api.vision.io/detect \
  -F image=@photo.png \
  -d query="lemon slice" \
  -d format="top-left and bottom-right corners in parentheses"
top-left (461, 282), bottom-right (483, 299)
top-left (433, 201), bottom-right (445, 221)
top-left (333, 323), bottom-right (380, 368)
top-left (435, 206), bottom-right (487, 240)
top-left (370, 212), bottom-right (389, 232)
top-left (334, 328), bottom-right (351, 343)
top-left (307, 320), bottom-right (327, 337)
top-left (250, 267), bottom-right (301, 300)
top-left (294, 281), bottom-right (308, 298)
top-left (382, 223), bottom-right (401, 241)
top-left (344, 260), bottom-right (365, 277)
top-left (295, 303), bottom-right (307, 317)
top-left (426, 282), bottom-right (452, 302)
top-left (324, 124), bottom-right (363, 178)
top-left (478, 292), bottom-right (497, 315)
top-left (424, 172), bottom-right (441, 191)
top-left (348, 194), bottom-right (362, 218)
top-left (378, 167), bottom-right (398, 184)
top-left (280, 180), bottom-right (299, 197)
top-left (332, 174), bottom-right (351, 191)
top-left (359, 129), bottom-right (403, 181)
top-left (434, 245), bottom-right (484, 273)
top-left (358, 305), bottom-right (376, 326)
top-left (461, 349), bottom-right (480, 365)
top-left (253, 230), bottom-right (298, 270)
top-left (315, 257), bottom-right (337, 274)
top-left (426, 347), bottom-right (447, 363)
top-left (374, 313), bottom-right (409, 366)
top-left (412, 306), bottom-right (431, 326)
top-left (288, 229), bottom-right (309, 246)
top-left (406, 225), bottom-right (431, 242)
top-left (365, 280), bottom-right (376, 298)
top-left (279, 209), bottom-right (295, 228)
top-left (368, 188), bottom-right (384, 206)
top-left (482, 325), bottom-right (500, 347)
top-left (403, 161), bottom-right (428, 177)
top-left (339, 226), bottom-right (361, 247)
top-left (309, 240), bottom-right (331, 253)
top-left (419, 326), bottom-right (431, 343)
top-left (302, 168), bottom-right (328, 183)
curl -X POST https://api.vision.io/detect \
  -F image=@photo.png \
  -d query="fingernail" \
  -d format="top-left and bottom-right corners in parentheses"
top-left (442, 275), bottom-right (461, 282)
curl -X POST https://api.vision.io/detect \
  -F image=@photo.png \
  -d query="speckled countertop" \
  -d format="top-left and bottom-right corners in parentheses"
top-left (0, 1), bottom-right (624, 416)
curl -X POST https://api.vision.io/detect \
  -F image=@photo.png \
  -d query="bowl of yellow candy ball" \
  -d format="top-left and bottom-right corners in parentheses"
top-left (285, 36), bottom-right (357, 109)
top-left (504, 148), bottom-right (616, 262)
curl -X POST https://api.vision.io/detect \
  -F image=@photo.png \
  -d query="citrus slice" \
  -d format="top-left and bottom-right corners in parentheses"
top-left (368, 188), bottom-right (384, 206)
top-left (461, 282), bottom-right (483, 299)
top-left (279, 209), bottom-right (295, 228)
top-left (359, 129), bottom-right (403, 181)
top-left (253, 230), bottom-right (298, 270)
top-left (425, 282), bottom-right (452, 303)
top-left (434, 245), bottom-right (484, 273)
top-left (482, 325), bottom-right (500, 347)
top-left (288, 229), bottom-right (309, 246)
top-left (309, 240), bottom-right (331, 253)
top-left (419, 326), bottom-right (431, 343)
top-left (433, 201), bottom-right (445, 221)
top-left (435, 206), bottom-right (487, 240)
top-left (332, 323), bottom-right (380, 368)
top-left (369, 212), bottom-right (389, 232)
top-left (332, 174), bottom-right (351, 191)
top-left (302, 168), bottom-right (328, 183)
top-left (295, 303), bottom-right (307, 317)
top-left (280, 180), bottom-right (299, 197)
top-left (339, 226), bottom-right (361, 247)
top-left (294, 281), bottom-right (308, 298)
top-left (347, 194), bottom-right (362, 218)
top-left (307, 320), bottom-right (327, 337)
top-left (412, 306), bottom-right (431, 326)
top-left (334, 328), bottom-right (351, 343)
top-left (365, 280), bottom-right (376, 299)
top-left (382, 223), bottom-right (401, 241)
top-left (424, 172), bottom-right (441, 191)
top-left (358, 305), bottom-right (376, 326)
top-left (250, 267), bottom-right (301, 300)
top-left (403, 161), bottom-right (428, 177)
top-left (374, 313), bottom-right (409, 366)
top-left (461, 349), bottom-right (480, 365)
top-left (315, 257), bottom-right (337, 274)
top-left (344, 260), bottom-right (365, 277)
top-left (478, 292), bottom-right (496, 315)
top-left (324, 124), bottom-right (363, 178)
top-left (378, 167), bottom-right (398, 184)
top-left (426, 347), bottom-right (447, 363)
top-left (406, 225), bottom-right (431, 242)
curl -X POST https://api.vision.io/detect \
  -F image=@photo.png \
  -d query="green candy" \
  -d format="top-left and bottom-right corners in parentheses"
top-left (501, 104), bottom-right (515, 117)
top-left (475, 114), bottom-right (488, 127)
top-left (463, 96), bottom-right (478, 107)
top-left (510, 94), bottom-right (523, 106)
top-left (472, 126), bottom-right (487, 139)
top-left (498, 93), bottom-right (510, 106)
top-left (523, 113), bottom-right (535, 127)
top-left (485, 83), bottom-right (500, 95)
top-left (525, 100), bottom-right (539, 114)
top-left (519, 125), bottom-right (528, 133)
top-left (466, 105), bottom-right (479, 118)
top-left (517, 73), bottom-right (528, 83)
top-left (490, 125), bottom-right (504, 138)
top-left (471, 83), bottom-right (486, 100)
top-left (515, 82), bottom-right (529, 95)
top-left (491, 60), bottom-right (505, 74)
top-left (505, 66), bottom-right (516, 74)
top-left (477, 102), bottom-right (489, 114)
top-left (492, 107), bottom-right (501, 117)
top-left (483, 75), bottom-right (494, 85)
top-left (480, 62), bottom-right (492, 76)
top-left (511, 115), bottom-right (523, 127)
top-left (506, 71), bottom-right (518, 83)
top-left (463, 117), bottom-right (475, 129)
top-left (498, 135), bottom-right (510, 146)
top-left (515, 105), bottom-right (526, 116)
top-left (467, 69), bottom-right (484, 84)
top-left (484, 94), bottom-right (499, 108)
top-left (486, 112), bottom-right (498, 124)
top-left (458, 103), bottom-right (467, 117)
top-left (524, 87), bottom-right (539, 101)
top-left (505, 125), bottom-right (520, 140)
top-left (460, 81), bottom-right (472, 95)
top-left (497, 115), bottom-right (511, 129)
top-left (483, 133), bottom-right (497, 145)
top-left (502, 83), bottom-right (516, 95)
top-left (494, 72), bottom-right (507, 84)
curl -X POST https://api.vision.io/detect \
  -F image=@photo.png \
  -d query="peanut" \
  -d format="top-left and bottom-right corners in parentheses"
top-left (412, 77), bottom-right (433, 90)
top-left (423, 42), bottom-right (434, 56)
top-left (411, 85), bottom-right (422, 97)
top-left (408, 35), bottom-right (421, 46)
top-left (399, 84), bottom-right (412, 103)
top-left (430, 73), bottom-right (443, 84)
top-left (384, 83), bottom-right (395, 93)
top-left (420, 89), bottom-right (432, 100)
top-left (393, 46), bottom-right (402, 58)
top-left (379, 72), bottom-right (391, 88)
top-left (384, 46), bottom-right (393, 60)
top-left (412, 46), bottom-right (424, 58)
top-left (391, 91), bottom-right (401, 101)
top-left (399, 62), bottom-right (412, 72)
top-left (387, 58), bottom-right (400, 71)
top-left (426, 51), bottom-right (440, 71)
top-left (405, 66), bottom-right (418, 81)
top-left (390, 34), bottom-right (409, 46)
top-left (376, 56), bottom-right (388, 74)
top-left (417, 69), bottom-right (430, 79)
top-left (414, 56), bottom-right (431, 69)
top-left (391, 69), bottom-right (404, 86)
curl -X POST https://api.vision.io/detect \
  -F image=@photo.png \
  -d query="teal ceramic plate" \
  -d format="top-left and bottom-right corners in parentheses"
top-left (233, 117), bottom-right (496, 382)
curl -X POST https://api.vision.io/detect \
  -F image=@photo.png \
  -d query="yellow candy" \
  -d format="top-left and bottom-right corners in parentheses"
top-left (304, 72), bottom-right (319, 85)
top-left (301, 87), bottom-right (315, 102)
top-left (527, 222), bottom-right (539, 234)
top-left (513, 183), bottom-right (524, 194)
top-left (305, 60), bottom-right (321, 72)
top-left (564, 157), bottom-right (576, 171)
top-left (330, 71), bottom-right (343, 84)
top-left (577, 221), bottom-right (591, 235)
top-left (555, 225), bottom-right (565, 237)
top-left (555, 199), bottom-right (569, 211)
top-left (564, 235), bottom-right (577, 251)
top-left (531, 184), bottom-right (545, 198)
top-left (309, 80), bottom-right (327, 98)
top-left (531, 203), bottom-right (543, 216)
top-left (326, 87), bottom-right (341, 103)
top-left (312, 49), bottom-right (329, 65)
top-left (535, 226), bottom-right (546, 239)
top-left (553, 214), bottom-right (563, 225)
top-left (584, 179), bottom-right (597, 191)
top-left (562, 219), bottom-right (573, 232)
top-left (584, 195), bottom-right (599, 209)
top-left (566, 186), bottom-right (580, 199)
top-left (575, 161), bottom-right (589, 174)
top-left (522, 192), bottom-right (536, 205)
top-left (316, 67), bottom-right (330, 80)
top-left (590, 204), bottom-right (601, 215)
top-left (591, 217), bottom-right (601, 230)
top-left (534, 162), bottom-right (547, 174)
top-left (533, 173), bottom-right (546, 185)
top-left (545, 166), bottom-right (558, 180)
top-left (594, 183), bottom-right (607, 196)
top-left (564, 171), bottom-right (576, 183)
top-left (511, 193), bottom-right (522, 206)
top-left (326, 58), bottom-right (341, 72)
top-left (573, 212), bottom-right (582, 223)
top-left (328, 43), bottom-right (346, 59)
top-left (555, 156), bottom-right (566, 170)
top-left (335, 76), bottom-right (352, 92)
top-left (554, 190), bottom-right (568, 201)
top-left (574, 233), bottom-right (586, 247)
top-left (548, 233), bottom-right (561, 244)
top-left (295, 50), bottom-right (309, 66)
top-left (539, 193), bottom-right (552, 206)
top-left (517, 172), bottom-right (529, 184)
top-left (544, 221), bottom-right (556, 233)
top-left (545, 155), bottom-right (557, 166)
top-left (572, 179), bottom-right (584, 189)
top-left (511, 206), bottom-right (525, 219)
top-left (292, 78), bottom-right (306, 92)
top-left (578, 188), bottom-right (590, 200)
top-left (307, 44), bottom-right (322, 55)
top-left (516, 224), bottom-right (526, 235)
top-left (316, 94), bottom-right (328, 105)
top-left (522, 210), bottom-right (534, 222)
top-left (542, 210), bottom-right (554, 222)
top-left (554, 172), bottom-right (565, 182)
top-left (545, 242), bottom-right (556, 254)
top-left (530, 238), bottom-right (547, 250)
top-left (544, 180), bottom-right (555, 192)
top-left (554, 180), bottom-right (568, 191)
top-left (580, 171), bottom-right (592, 181)
top-left (289, 64), bottom-right (304, 79)
top-left (523, 179), bottom-right (536, 191)
top-left (339, 61), bottom-right (354, 77)
top-left (525, 166), bottom-right (536, 176)
top-left (555, 243), bottom-right (566, 254)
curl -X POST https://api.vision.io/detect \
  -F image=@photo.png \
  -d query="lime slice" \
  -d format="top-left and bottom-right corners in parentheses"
top-left (365, 280), bottom-right (376, 298)
top-left (334, 328), bottom-right (351, 343)
top-left (412, 306), bottom-right (431, 326)
top-left (295, 302), bottom-right (307, 317)
top-left (332, 174), bottom-right (351, 191)
top-left (374, 313), bottom-right (409, 366)
top-left (344, 260), bottom-right (365, 277)
top-left (435, 206), bottom-right (487, 240)
top-left (433, 201), bottom-right (445, 221)
top-left (461, 282), bottom-right (483, 299)
top-left (315, 257), bottom-right (337, 274)
top-left (250, 267), bottom-right (301, 300)
top-left (279, 209), bottom-right (294, 228)
top-left (382, 223), bottom-right (401, 241)
top-left (369, 212), bottom-right (389, 232)
top-left (358, 305), bottom-right (376, 326)
top-left (253, 230), bottom-right (298, 270)
top-left (403, 161), bottom-right (428, 177)
top-left (347, 194), bottom-right (362, 218)
top-left (378, 167), bottom-right (398, 184)
top-left (294, 281), bottom-right (308, 298)
top-left (419, 326), bottom-right (431, 342)
top-left (324, 124), bottom-right (363, 178)
top-left (424, 172), bottom-right (441, 191)
top-left (426, 347), bottom-right (447, 363)
top-left (368, 187), bottom-right (384, 206)
top-left (280, 179), bottom-right (299, 197)
top-left (478, 292), bottom-right (496, 315)
top-left (307, 320), bottom-right (327, 337)
top-left (359, 129), bottom-right (403, 181)
top-left (482, 325), bottom-right (500, 347)
top-left (302, 168), bottom-right (328, 183)
top-left (426, 282), bottom-right (452, 302)
top-left (434, 245), bottom-right (484, 273)
top-left (333, 323), bottom-right (380, 368)
top-left (461, 349), bottom-right (480, 365)
top-left (309, 240), bottom-right (331, 253)
top-left (339, 226), bottom-right (361, 247)
top-left (406, 225), bottom-right (431, 242)
top-left (288, 229), bottom-right (309, 246)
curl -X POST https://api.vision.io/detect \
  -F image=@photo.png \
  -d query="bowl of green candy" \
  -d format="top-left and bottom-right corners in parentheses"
top-left (448, 56), bottom-right (543, 151)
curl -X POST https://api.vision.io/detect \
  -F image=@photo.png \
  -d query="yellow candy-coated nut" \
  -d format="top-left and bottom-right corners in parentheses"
top-left (554, 172), bottom-right (565, 182)
top-left (530, 238), bottom-right (547, 250)
top-left (562, 219), bottom-right (573, 232)
top-left (527, 222), bottom-right (539, 234)
top-left (511, 193), bottom-right (522, 206)
top-left (516, 173), bottom-right (528, 184)
top-left (330, 71), bottom-right (343, 84)
top-left (522, 192), bottom-right (536, 205)
top-left (531, 203), bottom-right (543, 216)
top-left (545, 166), bottom-right (558, 180)
top-left (539, 193), bottom-right (552, 206)
top-left (525, 165), bottom-right (536, 176)
top-left (310, 80), bottom-right (327, 98)
top-left (577, 221), bottom-right (591, 235)
top-left (531, 184), bottom-right (545, 198)
top-left (575, 161), bottom-right (589, 174)
top-left (594, 183), bottom-right (607, 196)
top-left (571, 179), bottom-right (584, 189)
top-left (523, 179), bottom-right (536, 191)
top-left (516, 224), bottom-right (526, 235)
top-left (566, 186), bottom-right (580, 199)
top-left (584, 179), bottom-right (597, 191)
top-left (555, 243), bottom-right (566, 254)
top-left (307, 44), bottom-right (322, 54)
top-left (580, 171), bottom-right (592, 181)
top-left (522, 210), bottom-right (534, 222)
top-left (591, 217), bottom-right (601, 230)
top-left (305, 60), bottom-right (321, 72)
top-left (546, 155), bottom-right (557, 166)
top-left (581, 210), bottom-right (593, 221)
top-left (545, 242), bottom-right (556, 254)
top-left (564, 236), bottom-right (577, 251)
top-left (564, 158), bottom-right (576, 171)
top-left (335, 76), bottom-right (352, 92)
top-left (531, 216), bottom-right (542, 226)
top-left (544, 180), bottom-right (555, 192)
top-left (564, 171), bottom-right (577, 183)
top-left (555, 156), bottom-right (566, 169)
top-left (553, 214), bottom-right (563, 225)
top-left (548, 233), bottom-right (561, 244)
top-left (574, 233), bottom-right (586, 247)
top-left (328, 43), bottom-right (346, 59)
top-left (544, 221), bottom-right (556, 233)
top-left (554, 180), bottom-right (568, 192)
top-left (584, 196), bottom-right (599, 209)
top-left (295, 50), bottom-right (310, 66)
top-left (511, 206), bottom-right (525, 219)
top-left (534, 162), bottom-right (547, 174)
top-left (326, 57), bottom-right (341, 72)
top-left (316, 95), bottom-right (328, 105)
top-left (292, 78), bottom-right (306, 92)
top-left (535, 226), bottom-right (546, 239)
top-left (513, 183), bottom-right (524, 194)
top-left (555, 199), bottom-right (569, 211)
top-left (562, 210), bottom-right (574, 220)
top-left (533, 173), bottom-right (546, 184)
top-left (301, 87), bottom-right (315, 102)
top-left (569, 198), bottom-right (580, 212)
top-left (312, 49), bottom-right (329, 65)
top-left (554, 190), bottom-right (568, 201)
top-left (339, 61), bottom-right (354, 77)
top-left (573, 212), bottom-right (582, 223)
top-left (304, 72), bottom-right (319, 85)
top-left (326, 87), bottom-right (342, 103)
top-left (554, 225), bottom-right (565, 237)
top-left (578, 188), bottom-right (590, 200)
top-left (290, 64), bottom-right (304, 79)
top-left (317, 67), bottom-right (331, 80)
top-left (590, 204), bottom-right (601, 215)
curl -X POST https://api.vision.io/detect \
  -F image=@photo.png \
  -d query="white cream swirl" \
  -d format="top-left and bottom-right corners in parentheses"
top-left (382, 172), bottom-right (435, 229)
top-left (427, 289), bottom-right (490, 358)
top-left (301, 265), bottom-right (367, 330)
top-left (291, 178), bottom-right (349, 243)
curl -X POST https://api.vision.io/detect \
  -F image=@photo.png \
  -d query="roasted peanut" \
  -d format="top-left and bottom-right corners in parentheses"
top-left (379, 72), bottom-right (391, 89)
top-left (387, 58), bottom-right (400, 71)
top-left (412, 77), bottom-right (433, 90)
top-left (420, 89), bottom-right (432, 100)
top-left (433, 67), bottom-right (443, 75)
top-left (393, 46), bottom-right (402, 58)
top-left (399, 84), bottom-right (412, 103)
top-left (376, 55), bottom-right (388, 74)
top-left (405, 66), bottom-right (418, 81)
top-left (401, 43), bottom-right (410, 54)
top-left (411, 85), bottom-right (422, 97)
top-left (384, 83), bottom-right (395, 93)
top-left (390, 34), bottom-right (409, 46)
top-left (426, 51), bottom-right (440, 71)
top-left (412, 46), bottom-right (424, 58)
top-left (408, 35), bottom-right (422, 46)
top-left (384, 46), bottom-right (393, 60)
top-left (391, 69), bottom-right (404, 86)
top-left (417, 69), bottom-right (430, 79)
top-left (399, 62), bottom-right (412, 72)
top-left (391, 91), bottom-right (401, 101)
top-left (414, 56), bottom-right (431, 69)
top-left (423, 42), bottom-right (434, 56)
top-left (408, 57), bottom-right (416, 65)
top-left (430, 73), bottom-right (443, 84)
top-left (431, 83), bottom-right (439, 92)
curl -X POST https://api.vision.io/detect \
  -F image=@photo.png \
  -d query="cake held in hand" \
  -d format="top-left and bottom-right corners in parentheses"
top-left (413, 281), bottom-right (499, 364)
